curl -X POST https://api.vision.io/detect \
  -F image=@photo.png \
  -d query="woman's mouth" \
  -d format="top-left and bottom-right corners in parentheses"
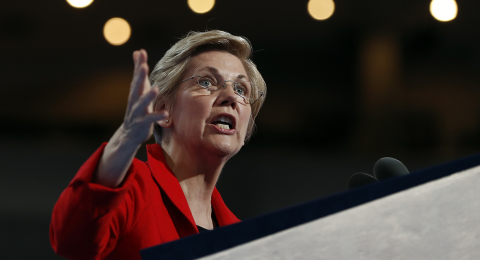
top-left (212, 115), bottom-right (233, 130)
top-left (210, 113), bottom-right (237, 134)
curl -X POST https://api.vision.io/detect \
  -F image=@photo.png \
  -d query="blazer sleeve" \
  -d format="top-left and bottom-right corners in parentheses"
top-left (50, 143), bottom-right (148, 260)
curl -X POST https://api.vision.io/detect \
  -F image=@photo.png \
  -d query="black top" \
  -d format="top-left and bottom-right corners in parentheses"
top-left (196, 207), bottom-right (218, 233)
top-left (196, 226), bottom-right (210, 233)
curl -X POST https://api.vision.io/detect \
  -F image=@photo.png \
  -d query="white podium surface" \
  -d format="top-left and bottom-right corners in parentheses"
top-left (201, 165), bottom-right (480, 260)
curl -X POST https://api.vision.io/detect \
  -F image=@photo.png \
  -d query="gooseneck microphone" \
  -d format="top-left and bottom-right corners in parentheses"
top-left (373, 157), bottom-right (410, 181)
top-left (347, 157), bottom-right (410, 190)
top-left (347, 172), bottom-right (377, 190)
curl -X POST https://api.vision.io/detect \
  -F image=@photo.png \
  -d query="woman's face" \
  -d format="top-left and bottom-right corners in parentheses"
top-left (166, 51), bottom-right (252, 158)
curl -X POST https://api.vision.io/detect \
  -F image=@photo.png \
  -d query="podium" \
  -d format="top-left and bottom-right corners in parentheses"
top-left (141, 154), bottom-right (480, 259)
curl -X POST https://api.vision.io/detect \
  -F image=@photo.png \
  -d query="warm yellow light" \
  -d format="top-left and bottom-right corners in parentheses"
top-left (430, 0), bottom-right (458, 22)
top-left (103, 18), bottom-right (131, 46)
top-left (188, 0), bottom-right (215, 14)
top-left (308, 0), bottom-right (335, 20)
top-left (66, 0), bottom-right (94, 8)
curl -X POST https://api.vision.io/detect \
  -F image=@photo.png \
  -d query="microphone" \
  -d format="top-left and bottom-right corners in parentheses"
top-left (347, 157), bottom-right (410, 190)
top-left (373, 157), bottom-right (409, 181)
top-left (347, 172), bottom-right (377, 190)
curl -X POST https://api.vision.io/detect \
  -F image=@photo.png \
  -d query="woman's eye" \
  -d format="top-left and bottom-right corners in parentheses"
top-left (234, 85), bottom-right (247, 96)
top-left (199, 79), bottom-right (212, 87)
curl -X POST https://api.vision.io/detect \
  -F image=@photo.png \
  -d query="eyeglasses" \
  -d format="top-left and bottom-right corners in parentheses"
top-left (180, 75), bottom-right (264, 105)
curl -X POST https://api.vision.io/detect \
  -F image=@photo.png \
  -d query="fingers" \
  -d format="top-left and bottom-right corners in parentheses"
top-left (121, 49), bottom-right (161, 144)
top-left (126, 64), bottom-right (147, 115)
top-left (133, 50), bottom-right (148, 76)
top-left (127, 49), bottom-right (151, 115)
top-left (132, 63), bottom-right (148, 96)
top-left (136, 50), bottom-right (151, 97)
top-left (132, 50), bottom-right (139, 69)
top-left (131, 86), bottom-right (159, 118)
top-left (133, 49), bottom-right (147, 69)
top-left (144, 112), bottom-right (167, 123)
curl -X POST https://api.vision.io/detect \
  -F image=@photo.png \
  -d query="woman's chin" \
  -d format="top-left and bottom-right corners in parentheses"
top-left (203, 137), bottom-right (242, 158)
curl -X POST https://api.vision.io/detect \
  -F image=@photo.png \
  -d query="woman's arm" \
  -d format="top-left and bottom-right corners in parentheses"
top-left (51, 50), bottom-right (164, 259)
top-left (94, 50), bottom-right (165, 188)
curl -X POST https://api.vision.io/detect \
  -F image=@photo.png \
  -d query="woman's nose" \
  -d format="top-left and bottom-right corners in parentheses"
top-left (218, 81), bottom-right (237, 108)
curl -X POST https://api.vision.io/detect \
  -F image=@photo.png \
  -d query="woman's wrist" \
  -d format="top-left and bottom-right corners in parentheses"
top-left (94, 125), bottom-right (142, 188)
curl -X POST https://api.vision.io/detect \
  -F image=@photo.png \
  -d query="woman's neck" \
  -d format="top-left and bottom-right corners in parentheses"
top-left (161, 141), bottom-right (228, 229)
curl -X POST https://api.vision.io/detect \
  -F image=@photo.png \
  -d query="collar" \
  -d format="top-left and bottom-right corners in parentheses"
top-left (145, 143), bottom-right (240, 232)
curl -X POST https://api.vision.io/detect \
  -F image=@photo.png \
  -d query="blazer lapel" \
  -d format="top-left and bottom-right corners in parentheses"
top-left (212, 187), bottom-right (241, 227)
top-left (146, 143), bottom-right (240, 232)
top-left (146, 144), bottom-right (198, 234)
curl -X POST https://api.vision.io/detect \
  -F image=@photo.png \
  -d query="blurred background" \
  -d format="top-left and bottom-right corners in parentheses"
top-left (1, 0), bottom-right (479, 258)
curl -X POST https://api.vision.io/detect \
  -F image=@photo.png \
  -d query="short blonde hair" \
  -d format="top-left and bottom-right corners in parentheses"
top-left (151, 30), bottom-right (266, 143)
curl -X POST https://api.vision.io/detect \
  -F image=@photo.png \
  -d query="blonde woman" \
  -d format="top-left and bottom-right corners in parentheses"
top-left (50, 30), bottom-right (266, 260)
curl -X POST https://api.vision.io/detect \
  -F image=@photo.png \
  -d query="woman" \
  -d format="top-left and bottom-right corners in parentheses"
top-left (50, 30), bottom-right (266, 260)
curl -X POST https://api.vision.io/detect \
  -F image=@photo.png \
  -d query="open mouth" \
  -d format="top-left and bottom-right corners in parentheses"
top-left (211, 114), bottom-right (236, 130)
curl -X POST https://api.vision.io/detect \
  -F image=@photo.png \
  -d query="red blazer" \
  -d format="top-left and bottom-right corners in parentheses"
top-left (50, 143), bottom-right (240, 260)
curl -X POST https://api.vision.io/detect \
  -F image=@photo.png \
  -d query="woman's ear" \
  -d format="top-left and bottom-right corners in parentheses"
top-left (155, 101), bottom-right (172, 128)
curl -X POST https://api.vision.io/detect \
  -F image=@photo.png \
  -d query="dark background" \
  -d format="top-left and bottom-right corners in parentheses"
top-left (2, 0), bottom-right (480, 258)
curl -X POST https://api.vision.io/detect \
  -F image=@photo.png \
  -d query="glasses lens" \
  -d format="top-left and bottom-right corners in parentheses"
top-left (197, 76), bottom-right (218, 90)
top-left (236, 81), bottom-right (261, 105)
top-left (233, 83), bottom-right (248, 97)
top-left (193, 75), bottom-right (261, 105)
top-left (231, 82), bottom-right (249, 105)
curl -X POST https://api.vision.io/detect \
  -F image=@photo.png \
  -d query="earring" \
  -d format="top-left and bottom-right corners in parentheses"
top-left (166, 119), bottom-right (169, 124)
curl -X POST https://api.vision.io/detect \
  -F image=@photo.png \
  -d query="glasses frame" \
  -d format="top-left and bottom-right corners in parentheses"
top-left (180, 75), bottom-right (264, 105)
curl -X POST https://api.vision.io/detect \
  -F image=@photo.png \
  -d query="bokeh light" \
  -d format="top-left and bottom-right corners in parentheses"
top-left (103, 18), bottom-right (131, 46)
top-left (430, 0), bottom-right (458, 22)
top-left (66, 0), bottom-right (94, 8)
top-left (188, 0), bottom-right (215, 14)
top-left (308, 0), bottom-right (335, 20)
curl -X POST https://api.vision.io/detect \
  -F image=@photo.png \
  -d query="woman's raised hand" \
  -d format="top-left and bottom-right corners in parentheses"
top-left (121, 49), bottom-right (166, 145)
top-left (94, 49), bottom-right (166, 188)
